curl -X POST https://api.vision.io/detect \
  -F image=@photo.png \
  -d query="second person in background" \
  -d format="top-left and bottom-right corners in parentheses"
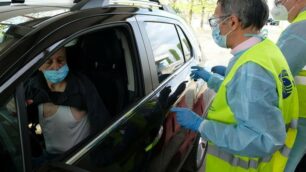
top-left (272, 0), bottom-right (306, 171)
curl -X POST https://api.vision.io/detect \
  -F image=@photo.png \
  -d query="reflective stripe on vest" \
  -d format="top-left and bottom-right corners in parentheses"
top-left (286, 119), bottom-right (298, 130)
top-left (207, 144), bottom-right (293, 170)
top-left (205, 39), bottom-right (298, 172)
top-left (295, 76), bottom-right (306, 85)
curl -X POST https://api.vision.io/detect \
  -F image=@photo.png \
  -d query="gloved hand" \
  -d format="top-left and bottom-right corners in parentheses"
top-left (171, 107), bottom-right (203, 131)
top-left (190, 66), bottom-right (211, 82)
top-left (211, 65), bottom-right (226, 76)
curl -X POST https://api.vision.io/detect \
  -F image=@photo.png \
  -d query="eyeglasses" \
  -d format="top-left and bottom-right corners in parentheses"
top-left (208, 15), bottom-right (230, 27)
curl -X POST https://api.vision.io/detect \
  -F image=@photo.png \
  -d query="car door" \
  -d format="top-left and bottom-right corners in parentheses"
top-left (135, 14), bottom-right (207, 171)
top-left (60, 16), bottom-right (188, 172)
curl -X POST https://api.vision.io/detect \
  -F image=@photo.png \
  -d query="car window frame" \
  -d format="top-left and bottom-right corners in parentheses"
top-left (15, 84), bottom-right (32, 172)
top-left (144, 21), bottom-right (185, 83)
top-left (136, 15), bottom-right (199, 89)
top-left (175, 25), bottom-right (194, 62)
top-left (27, 22), bottom-right (148, 163)
top-left (23, 25), bottom-right (151, 165)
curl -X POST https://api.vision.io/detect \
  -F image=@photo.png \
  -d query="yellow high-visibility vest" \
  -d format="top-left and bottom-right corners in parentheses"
top-left (205, 39), bottom-right (299, 172)
top-left (292, 11), bottom-right (306, 118)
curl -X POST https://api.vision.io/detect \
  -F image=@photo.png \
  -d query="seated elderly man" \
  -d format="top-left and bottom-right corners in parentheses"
top-left (25, 44), bottom-right (111, 164)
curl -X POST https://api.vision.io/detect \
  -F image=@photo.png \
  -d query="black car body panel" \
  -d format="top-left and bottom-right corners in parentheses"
top-left (0, 1), bottom-right (209, 172)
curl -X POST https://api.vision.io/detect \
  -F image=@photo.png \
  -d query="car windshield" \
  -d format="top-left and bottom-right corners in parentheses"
top-left (0, 8), bottom-right (69, 53)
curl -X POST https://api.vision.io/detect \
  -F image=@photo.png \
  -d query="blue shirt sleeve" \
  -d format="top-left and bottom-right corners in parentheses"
top-left (277, 22), bottom-right (306, 76)
top-left (198, 62), bottom-right (286, 157)
top-left (207, 73), bottom-right (224, 92)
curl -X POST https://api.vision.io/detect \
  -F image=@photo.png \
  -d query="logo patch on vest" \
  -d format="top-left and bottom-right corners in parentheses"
top-left (279, 70), bottom-right (293, 99)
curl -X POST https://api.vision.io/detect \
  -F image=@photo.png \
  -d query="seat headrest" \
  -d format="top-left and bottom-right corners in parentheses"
top-left (81, 30), bottom-right (123, 67)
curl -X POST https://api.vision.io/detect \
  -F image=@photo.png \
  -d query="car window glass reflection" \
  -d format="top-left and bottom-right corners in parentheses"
top-left (176, 26), bottom-right (192, 61)
top-left (0, 96), bottom-right (23, 172)
top-left (144, 22), bottom-right (184, 83)
top-left (73, 82), bottom-right (187, 172)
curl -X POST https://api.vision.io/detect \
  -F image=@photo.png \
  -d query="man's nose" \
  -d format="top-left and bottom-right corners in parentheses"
top-left (49, 63), bottom-right (62, 70)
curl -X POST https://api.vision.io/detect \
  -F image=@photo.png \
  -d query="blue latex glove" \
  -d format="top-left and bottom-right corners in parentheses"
top-left (211, 65), bottom-right (226, 76)
top-left (171, 107), bottom-right (203, 131)
top-left (190, 66), bottom-right (211, 82)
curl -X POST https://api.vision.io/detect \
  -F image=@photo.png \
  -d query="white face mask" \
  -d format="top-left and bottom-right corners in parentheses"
top-left (271, 4), bottom-right (289, 21)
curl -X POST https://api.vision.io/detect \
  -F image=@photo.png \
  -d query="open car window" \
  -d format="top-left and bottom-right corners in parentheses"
top-left (23, 24), bottom-right (144, 171)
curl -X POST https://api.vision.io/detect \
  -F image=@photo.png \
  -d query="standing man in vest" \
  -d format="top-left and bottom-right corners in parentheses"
top-left (271, 0), bottom-right (306, 171)
top-left (171, 0), bottom-right (299, 171)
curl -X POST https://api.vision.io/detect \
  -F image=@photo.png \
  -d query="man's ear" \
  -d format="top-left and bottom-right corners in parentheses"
top-left (228, 15), bottom-right (240, 30)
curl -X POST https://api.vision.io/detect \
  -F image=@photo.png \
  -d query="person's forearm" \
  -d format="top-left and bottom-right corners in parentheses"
top-left (198, 120), bottom-right (285, 157)
top-left (207, 73), bottom-right (224, 92)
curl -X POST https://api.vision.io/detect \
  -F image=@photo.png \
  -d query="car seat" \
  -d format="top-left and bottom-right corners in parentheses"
top-left (78, 29), bottom-right (128, 117)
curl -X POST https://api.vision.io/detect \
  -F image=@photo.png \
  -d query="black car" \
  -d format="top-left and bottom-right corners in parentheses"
top-left (0, 0), bottom-right (212, 172)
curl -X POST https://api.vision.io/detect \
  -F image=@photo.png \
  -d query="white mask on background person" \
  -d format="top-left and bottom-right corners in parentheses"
top-left (271, 4), bottom-right (289, 21)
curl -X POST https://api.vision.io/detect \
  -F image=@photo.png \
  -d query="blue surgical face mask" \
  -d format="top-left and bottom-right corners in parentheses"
top-left (212, 25), bottom-right (227, 48)
top-left (211, 24), bottom-right (233, 48)
top-left (43, 64), bottom-right (69, 84)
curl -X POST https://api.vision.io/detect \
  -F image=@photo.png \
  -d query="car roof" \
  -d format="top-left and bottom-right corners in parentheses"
top-left (0, 0), bottom-right (180, 28)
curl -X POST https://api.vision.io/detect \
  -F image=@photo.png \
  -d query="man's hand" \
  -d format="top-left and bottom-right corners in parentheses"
top-left (171, 107), bottom-right (203, 131)
top-left (211, 65), bottom-right (226, 76)
top-left (190, 66), bottom-right (211, 82)
top-left (26, 99), bottom-right (33, 105)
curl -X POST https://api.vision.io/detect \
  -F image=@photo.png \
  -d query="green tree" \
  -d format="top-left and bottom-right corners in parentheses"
top-left (163, 0), bottom-right (216, 26)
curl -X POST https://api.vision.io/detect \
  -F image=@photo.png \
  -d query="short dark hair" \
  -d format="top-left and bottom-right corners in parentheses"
top-left (217, 0), bottom-right (269, 30)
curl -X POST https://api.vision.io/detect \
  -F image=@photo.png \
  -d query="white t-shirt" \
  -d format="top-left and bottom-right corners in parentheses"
top-left (38, 104), bottom-right (90, 154)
